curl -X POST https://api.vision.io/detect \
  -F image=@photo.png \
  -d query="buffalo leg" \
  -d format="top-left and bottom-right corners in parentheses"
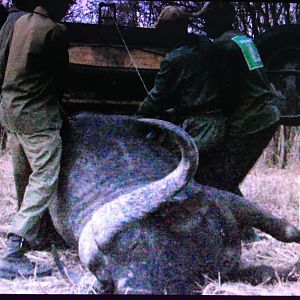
top-left (213, 190), bottom-right (300, 243)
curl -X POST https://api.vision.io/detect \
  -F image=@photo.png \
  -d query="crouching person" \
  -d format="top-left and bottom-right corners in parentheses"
top-left (0, 0), bottom-right (74, 279)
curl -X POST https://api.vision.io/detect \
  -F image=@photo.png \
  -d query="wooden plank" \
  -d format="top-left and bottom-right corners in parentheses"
top-left (64, 22), bottom-right (171, 48)
top-left (69, 45), bottom-right (163, 70)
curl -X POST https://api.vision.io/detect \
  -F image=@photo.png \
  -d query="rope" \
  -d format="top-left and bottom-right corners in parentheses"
top-left (112, 17), bottom-right (149, 94)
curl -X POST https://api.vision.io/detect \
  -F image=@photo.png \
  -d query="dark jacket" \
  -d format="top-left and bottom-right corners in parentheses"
top-left (0, 6), bottom-right (69, 134)
top-left (137, 34), bottom-right (225, 152)
top-left (0, 7), bottom-right (27, 93)
top-left (214, 30), bottom-right (280, 136)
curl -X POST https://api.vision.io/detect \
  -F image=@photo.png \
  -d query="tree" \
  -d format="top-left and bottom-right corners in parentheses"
top-left (66, 1), bottom-right (299, 37)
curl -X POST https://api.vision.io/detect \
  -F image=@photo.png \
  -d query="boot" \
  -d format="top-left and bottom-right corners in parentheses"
top-left (0, 234), bottom-right (52, 280)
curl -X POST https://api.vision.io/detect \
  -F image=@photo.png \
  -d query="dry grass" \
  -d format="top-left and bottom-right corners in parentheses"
top-left (0, 147), bottom-right (300, 294)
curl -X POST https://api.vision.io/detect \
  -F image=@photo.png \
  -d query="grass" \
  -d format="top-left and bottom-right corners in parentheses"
top-left (0, 148), bottom-right (300, 294)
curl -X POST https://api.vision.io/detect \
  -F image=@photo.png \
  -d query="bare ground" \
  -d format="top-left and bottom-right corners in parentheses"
top-left (0, 148), bottom-right (300, 295)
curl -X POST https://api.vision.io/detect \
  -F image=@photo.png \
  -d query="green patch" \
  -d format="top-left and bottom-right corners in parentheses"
top-left (232, 35), bottom-right (264, 71)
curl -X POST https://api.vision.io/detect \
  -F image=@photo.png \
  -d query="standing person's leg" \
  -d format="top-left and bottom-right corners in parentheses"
top-left (221, 128), bottom-right (278, 242)
top-left (195, 123), bottom-right (278, 193)
top-left (9, 129), bottom-right (62, 243)
top-left (194, 143), bottom-right (227, 189)
top-left (195, 124), bottom-right (278, 242)
top-left (221, 123), bottom-right (278, 191)
top-left (10, 133), bottom-right (32, 210)
top-left (0, 129), bottom-right (61, 279)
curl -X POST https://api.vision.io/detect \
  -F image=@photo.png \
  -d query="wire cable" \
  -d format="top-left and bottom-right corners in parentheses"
top-left (112, 17), bottom-right (149, 94)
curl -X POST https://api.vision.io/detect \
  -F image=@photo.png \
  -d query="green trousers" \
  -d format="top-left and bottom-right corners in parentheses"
top-left (8, 129), bottom-right (62, 243)
top-left (194, 123), bottom-right (278, 193)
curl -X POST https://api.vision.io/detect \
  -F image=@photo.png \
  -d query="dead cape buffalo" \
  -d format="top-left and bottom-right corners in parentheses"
top-left (49, 112), bottom-right (300, 294)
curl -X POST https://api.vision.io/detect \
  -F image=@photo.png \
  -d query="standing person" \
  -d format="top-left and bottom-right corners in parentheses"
top-left (0, 0), bottom-right (40, 210)
top-left (0, 0), bottom-right (74, 280)
top-left (194, 2), bottom-right (281, 195)
top-left (137, 6), bottom-right (226, 162)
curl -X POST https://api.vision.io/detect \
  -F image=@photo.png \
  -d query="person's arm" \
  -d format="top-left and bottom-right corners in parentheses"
top-left (136, 54), bottom-right (180, 117)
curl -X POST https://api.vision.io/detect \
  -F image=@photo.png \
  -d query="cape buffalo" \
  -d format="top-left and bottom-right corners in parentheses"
top-left (48, 112), bottom-right (300, 294)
